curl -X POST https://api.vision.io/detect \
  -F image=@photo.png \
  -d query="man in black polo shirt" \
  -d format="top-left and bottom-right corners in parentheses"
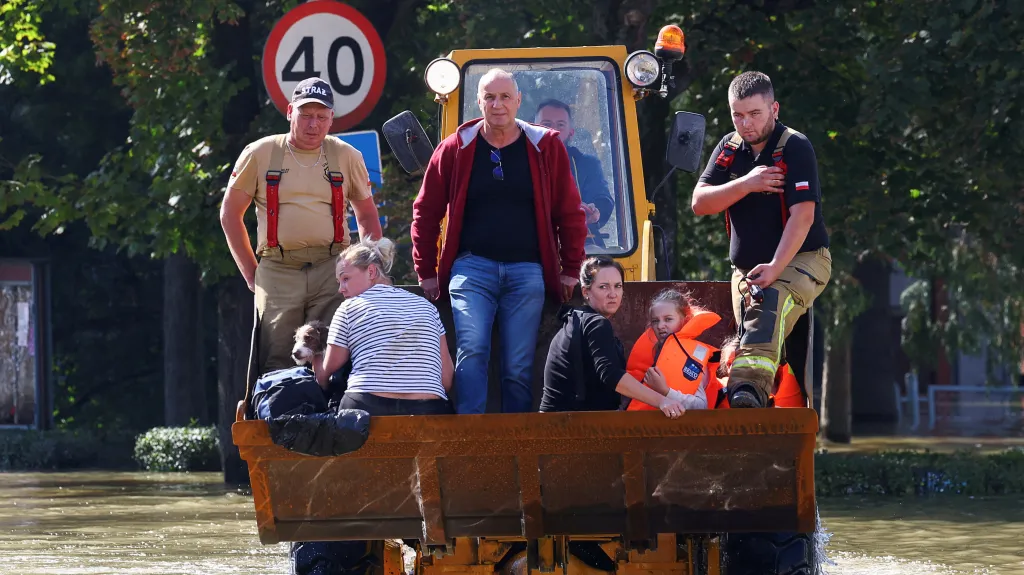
top-left (691, 71), bottom-right (832, 408)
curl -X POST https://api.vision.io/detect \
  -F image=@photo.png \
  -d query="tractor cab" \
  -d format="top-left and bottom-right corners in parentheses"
top-left (383, 29), bottom-right (707, 282)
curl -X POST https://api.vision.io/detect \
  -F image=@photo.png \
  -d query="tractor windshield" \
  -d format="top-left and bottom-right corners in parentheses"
top-left (460, 59), bottom-right (636, 256)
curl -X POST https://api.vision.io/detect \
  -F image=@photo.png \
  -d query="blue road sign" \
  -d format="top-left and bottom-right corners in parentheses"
top-left (332, 130), bottom-right (383, 188)
top-left (332, 130), bottom-right (387, 231)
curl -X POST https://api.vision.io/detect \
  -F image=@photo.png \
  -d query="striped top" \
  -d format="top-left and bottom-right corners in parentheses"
top-left (328, 284), bottom-right (447, 399)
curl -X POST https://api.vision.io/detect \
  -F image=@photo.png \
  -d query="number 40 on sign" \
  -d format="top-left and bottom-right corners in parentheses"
top-left (262, 1), bottom-right (387, 133)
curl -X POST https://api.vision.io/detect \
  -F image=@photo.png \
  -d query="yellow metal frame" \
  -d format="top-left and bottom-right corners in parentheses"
top-left (415, 535), bottom-right (720, 575)
top-left (435, 46), bottom-right (657, 282)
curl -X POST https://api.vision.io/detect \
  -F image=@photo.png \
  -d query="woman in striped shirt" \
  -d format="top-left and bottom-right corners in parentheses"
top-left (318, 237), bottom-right (455, 416)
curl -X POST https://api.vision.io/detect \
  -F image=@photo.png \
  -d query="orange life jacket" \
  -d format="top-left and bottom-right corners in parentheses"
top-left (713, 361), bottom-right (806, 408)
top-left (771, 363), bottom-right (805, 408)
top-left (626, 310), bottom-right (721, 411)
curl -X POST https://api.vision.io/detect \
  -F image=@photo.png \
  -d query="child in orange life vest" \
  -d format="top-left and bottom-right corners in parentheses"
top-left (713, 335), bottom-right (804, 408)
top-left (625, 289), bottom-right (721, 411)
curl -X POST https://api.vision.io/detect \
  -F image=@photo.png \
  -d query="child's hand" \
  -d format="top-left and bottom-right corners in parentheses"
top-left (645, 367), bottom-right (668, 395)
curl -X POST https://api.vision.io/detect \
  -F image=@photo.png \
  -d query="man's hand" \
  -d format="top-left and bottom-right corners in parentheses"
top-left (244, 269), bottom-right (256, 293)
top-left (560, 275), bottom-right (579, 302)
top-left (658, 397), bottom-right (685, 419)
top-left (645, 366), bottom-right (669, 395)
top-left (740, 165), bottom-right (785, 194)
top-left (420, 277), bottom-right (440, 301)
top-left (582, 202), bottom-right (600, 225)
top-left (747, 261), bottom-right (783, 289)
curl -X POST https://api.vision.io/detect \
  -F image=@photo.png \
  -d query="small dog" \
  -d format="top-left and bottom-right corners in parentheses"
top-left (291, 320), bottom-right (329, 365)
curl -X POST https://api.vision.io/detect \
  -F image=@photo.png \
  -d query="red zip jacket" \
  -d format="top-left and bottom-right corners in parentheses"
top-left (412, 118), bottom-right (588, 300)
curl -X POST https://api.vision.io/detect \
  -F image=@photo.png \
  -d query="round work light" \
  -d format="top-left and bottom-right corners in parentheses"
top-left (624, 51), bottom-right (660, 87)
top-left (424, 58), bottom-right (461, 96)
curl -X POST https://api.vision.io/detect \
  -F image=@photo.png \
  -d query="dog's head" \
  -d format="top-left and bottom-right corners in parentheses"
top-left (291, 320), bottom-right (329, 365)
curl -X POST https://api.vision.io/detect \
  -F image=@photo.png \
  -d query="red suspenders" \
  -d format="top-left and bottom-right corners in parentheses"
top-left (713, 130), bottom-right (792, 239)
top-left (264, 136), bottom-right (348, 251)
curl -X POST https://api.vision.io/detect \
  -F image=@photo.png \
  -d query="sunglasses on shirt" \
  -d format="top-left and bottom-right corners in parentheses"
top-left (490, 148), bottom-right (503, 181)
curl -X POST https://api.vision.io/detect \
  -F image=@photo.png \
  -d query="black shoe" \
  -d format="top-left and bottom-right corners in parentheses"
top-left (729, 382), bottom-right (766, 408)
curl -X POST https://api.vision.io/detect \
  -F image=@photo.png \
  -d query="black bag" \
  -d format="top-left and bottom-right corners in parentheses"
top-left (268, 409), bottom-right (371, 457)
top-left (251, 366), bottom-right (328, 420)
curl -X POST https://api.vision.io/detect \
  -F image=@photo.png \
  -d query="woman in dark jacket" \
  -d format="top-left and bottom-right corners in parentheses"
top-left (539, 256), bottom-right (686, 417)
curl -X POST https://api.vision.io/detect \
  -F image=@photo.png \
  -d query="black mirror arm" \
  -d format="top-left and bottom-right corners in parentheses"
top-left (404, 129), bottom-right (426, 172)
top-left (647, 165), bottom-right (678, 203)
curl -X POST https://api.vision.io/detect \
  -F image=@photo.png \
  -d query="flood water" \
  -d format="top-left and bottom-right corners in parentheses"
top-left (1, 471), bottom-right (1022, 575)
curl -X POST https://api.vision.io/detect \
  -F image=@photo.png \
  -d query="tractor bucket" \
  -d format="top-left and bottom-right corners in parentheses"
top-left (233, 408), bottom-right (817, 546)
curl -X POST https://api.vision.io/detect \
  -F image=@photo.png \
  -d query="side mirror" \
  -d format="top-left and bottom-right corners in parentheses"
top-left (665, 111), bottom-right (706, 173)
top-left (382, 111), bottom-right (435, 175)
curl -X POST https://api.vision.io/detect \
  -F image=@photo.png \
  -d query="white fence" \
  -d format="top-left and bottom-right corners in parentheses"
top-left (895, 373), bottom-right (1022, 433)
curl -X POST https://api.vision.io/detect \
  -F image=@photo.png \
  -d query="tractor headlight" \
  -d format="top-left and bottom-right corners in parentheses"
top-left (624, 51), bottom-right (660, 88)
top-left (424, 58), bottom-right (461, 96)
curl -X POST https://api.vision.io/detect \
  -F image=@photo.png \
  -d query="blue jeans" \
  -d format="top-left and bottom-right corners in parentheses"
top-left (449, 253), bottom-right (545, 414)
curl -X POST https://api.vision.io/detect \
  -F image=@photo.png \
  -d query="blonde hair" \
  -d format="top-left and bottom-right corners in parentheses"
top-left (648, 288), bottom-right (694, 323)
top-left (648, 288), bottom-right (698, 361)
top-left (337, 237), bottom-right (396, 281)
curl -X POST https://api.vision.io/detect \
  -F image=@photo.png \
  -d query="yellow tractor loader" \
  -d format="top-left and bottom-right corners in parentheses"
top-left (234, 26), bottom-right (822, 575)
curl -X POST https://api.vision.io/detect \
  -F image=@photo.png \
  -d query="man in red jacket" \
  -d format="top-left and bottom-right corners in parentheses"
top-left (412, 68), bottom-right (588, 414)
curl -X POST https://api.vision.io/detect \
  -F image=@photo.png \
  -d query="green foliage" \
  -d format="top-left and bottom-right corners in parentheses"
top-left (815, 448), bottom-right (1024, 497)
top-left (133, 425), bottom-right (220, 472)
top-left (1, 0), bottom-right (1022, 413)
top-left (0, 429), bottom-right (134, 470)
top-left (900, 237), bottom-right (1024, 378)
top-left (0, 0), bottom-right (58, 84)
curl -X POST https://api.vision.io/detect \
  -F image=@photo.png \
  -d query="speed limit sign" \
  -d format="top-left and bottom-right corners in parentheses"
top-left (262, 1), bottom-right (386, 132)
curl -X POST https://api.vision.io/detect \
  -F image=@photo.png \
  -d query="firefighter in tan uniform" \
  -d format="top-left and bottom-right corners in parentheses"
top-left (691, 71), bottom-right (831, 408)
top-left (220, 77), bottom-right (382, 374)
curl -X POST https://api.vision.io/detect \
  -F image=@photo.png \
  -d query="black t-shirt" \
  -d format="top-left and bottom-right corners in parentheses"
top-left (459, 132), bottom-right (541, 263)
top-left (540, 306), bottom-right (626, 412)
top-left (697, 122), bottom-right (830, 271)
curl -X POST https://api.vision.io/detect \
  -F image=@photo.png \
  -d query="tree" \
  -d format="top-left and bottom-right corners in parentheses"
top-left (2, 0), bottom-right (1021, 457)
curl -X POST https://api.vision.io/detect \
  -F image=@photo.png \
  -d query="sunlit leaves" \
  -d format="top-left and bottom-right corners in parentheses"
top-left (0, 0), bottom-right (57, 83)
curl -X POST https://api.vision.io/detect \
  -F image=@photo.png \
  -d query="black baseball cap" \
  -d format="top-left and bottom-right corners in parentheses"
top-left (291, 77), bottom-right (334, 110)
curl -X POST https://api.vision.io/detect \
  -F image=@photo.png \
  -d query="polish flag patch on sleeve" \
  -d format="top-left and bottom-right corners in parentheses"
top-left (795, 181), bottom-right (810, 191)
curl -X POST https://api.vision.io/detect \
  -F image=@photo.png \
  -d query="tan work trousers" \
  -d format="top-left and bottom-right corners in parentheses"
top-left (729, 247), bottom-right (832, 395)
top-left (254, 245), bottom-right (343, 374)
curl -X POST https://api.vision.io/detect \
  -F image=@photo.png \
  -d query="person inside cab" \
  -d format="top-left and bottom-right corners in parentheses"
top-left (540, 256), bottom-right (687, 418)
top-left (534, 99), bottom-right (615, 249)
top-left (624, 289), bottom-right (720, 411)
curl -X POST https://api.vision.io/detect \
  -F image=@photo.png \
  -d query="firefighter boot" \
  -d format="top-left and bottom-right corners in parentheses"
top-left (728, 380), bottom-right (768, 409)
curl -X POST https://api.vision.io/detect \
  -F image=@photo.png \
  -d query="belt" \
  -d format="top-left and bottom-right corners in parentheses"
top-left (258, 244), bottom-right (343, 267)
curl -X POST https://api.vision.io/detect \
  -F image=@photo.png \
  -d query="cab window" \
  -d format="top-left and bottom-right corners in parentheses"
top-left (461, 60), bottom-right (636, 256)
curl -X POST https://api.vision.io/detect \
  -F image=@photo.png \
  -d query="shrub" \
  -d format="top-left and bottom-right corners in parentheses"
top-left (0, 429), bottom-right (117, 470)
top-left (815, 448), bottom-right (1024, 497)
top-left (133, 426), bottom-right (220, 472)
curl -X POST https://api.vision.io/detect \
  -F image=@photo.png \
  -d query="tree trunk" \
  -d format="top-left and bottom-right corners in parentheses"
top-left (163, 251), bottom-right (207, 425)
top-left (820, 327), bottom-right (852, 443)
top-left (217, 277), bottom-right (253, 484)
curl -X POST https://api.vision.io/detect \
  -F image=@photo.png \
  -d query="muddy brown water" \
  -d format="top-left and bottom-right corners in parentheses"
top-left (1, 472), bottom-right (1021, 574)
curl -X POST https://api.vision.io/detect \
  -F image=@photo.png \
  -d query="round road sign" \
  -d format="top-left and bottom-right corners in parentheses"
top-left (262, 1), bottom-right (386, 133)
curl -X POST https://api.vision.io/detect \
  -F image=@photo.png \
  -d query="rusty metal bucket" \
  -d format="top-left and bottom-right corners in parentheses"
top-left (233, 408), bottom-right (817, 545)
